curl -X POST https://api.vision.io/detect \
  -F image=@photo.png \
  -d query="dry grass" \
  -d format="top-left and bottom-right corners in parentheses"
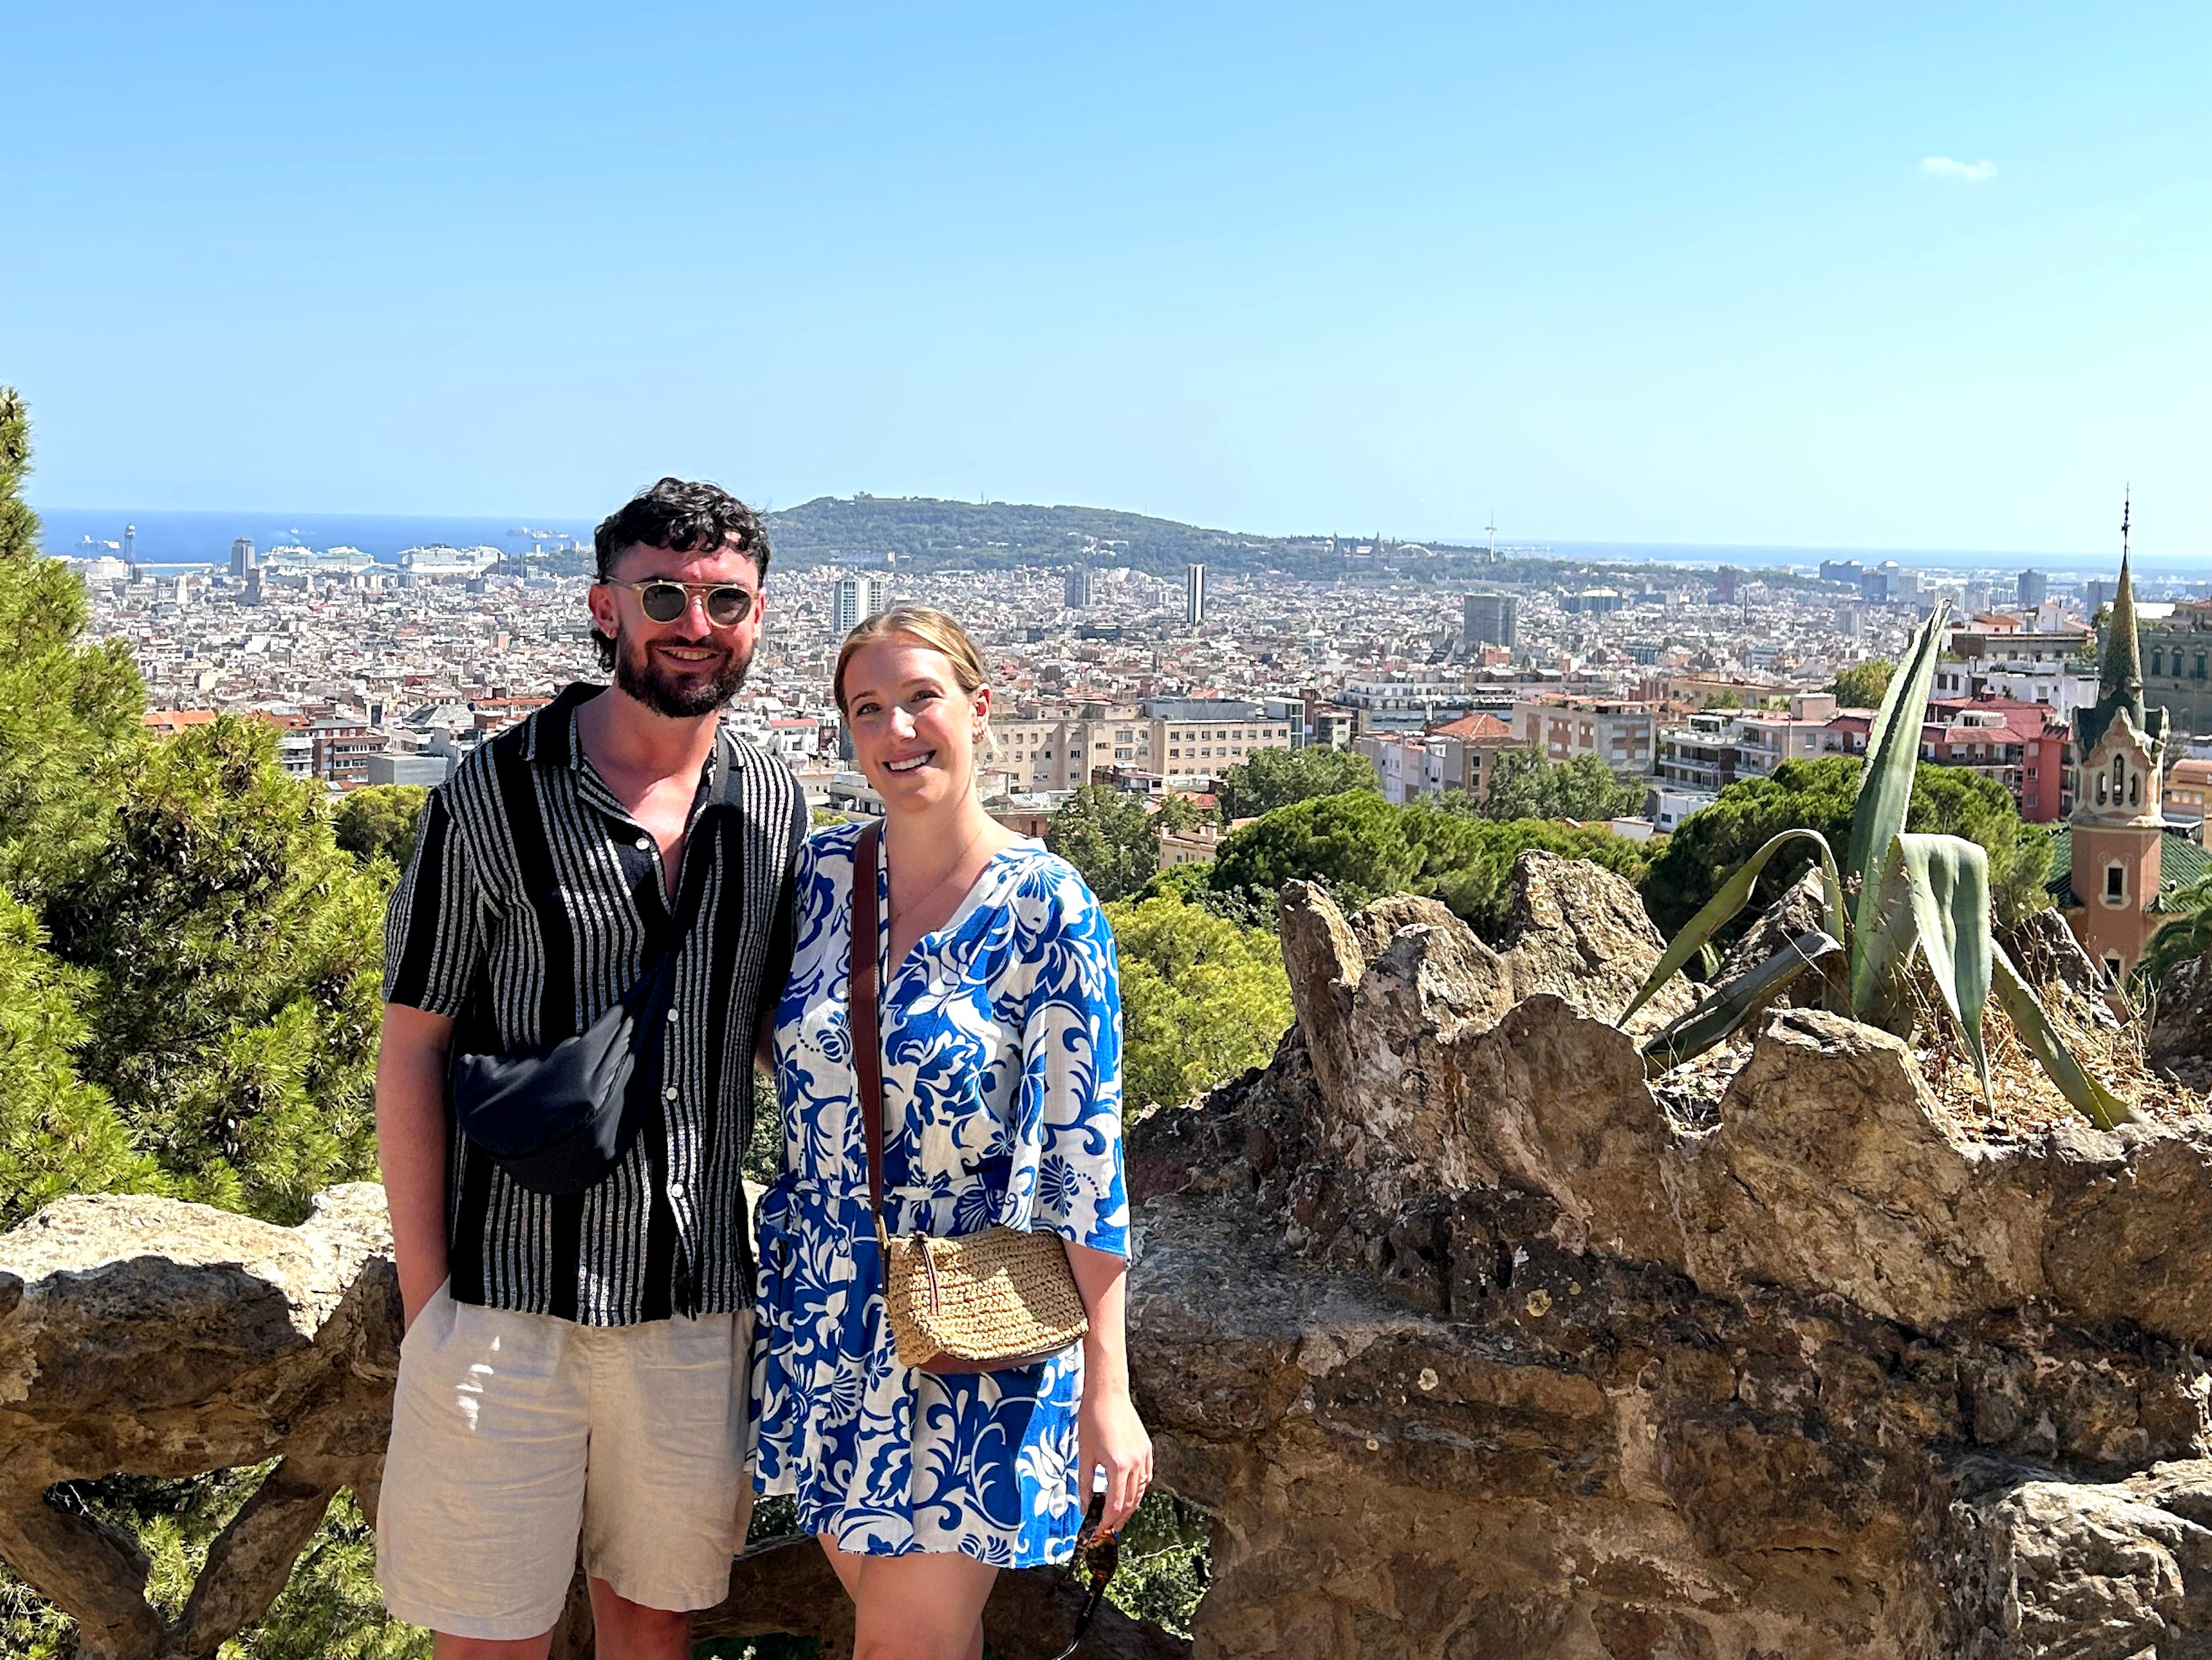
top-left (1645, 966), bottom-right (2212, 1144)
top-left (1910, 973), bottom-right (2212, 1142)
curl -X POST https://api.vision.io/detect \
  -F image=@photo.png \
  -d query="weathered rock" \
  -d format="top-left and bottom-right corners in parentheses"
top-left (2006, 906), bottom-right (2119, 1008)
top-left (1125, 861), bottom-right (2212, 1656)
top-left (20, 854), bottom-right (2212, 1658)
top-left (2147, 948), bottom-right (2212, 1086)
top-left (0, 1186), bottom-right (399, 1660)
top-left (1714, 864), bottom-right (1832, 990)
top-left (0, 1188), bottom-right (1184, 1660)
top-left (1935, 1456), bottom-right (2212, 1658)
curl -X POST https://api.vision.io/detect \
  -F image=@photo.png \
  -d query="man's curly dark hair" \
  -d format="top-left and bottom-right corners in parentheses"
top-left (589, 477), bottom-right (771, 671)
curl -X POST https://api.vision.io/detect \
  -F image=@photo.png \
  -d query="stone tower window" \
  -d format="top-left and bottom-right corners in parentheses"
top-left (2130, 770), bottom-right (2141, 807)
top-left (2105, 862), bottom-right (2127, 904)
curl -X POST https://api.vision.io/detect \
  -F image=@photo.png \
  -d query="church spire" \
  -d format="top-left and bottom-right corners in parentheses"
top-left (2078, 489), bottom-right (2155, 758)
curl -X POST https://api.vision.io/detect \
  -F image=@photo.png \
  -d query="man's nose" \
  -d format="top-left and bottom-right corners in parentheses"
top-left (677, 592), bottom-right (715, 632)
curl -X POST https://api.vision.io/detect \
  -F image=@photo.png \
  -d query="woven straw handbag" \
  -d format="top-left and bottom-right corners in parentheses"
top-left (851, 823), bottom-right (1089, 1374)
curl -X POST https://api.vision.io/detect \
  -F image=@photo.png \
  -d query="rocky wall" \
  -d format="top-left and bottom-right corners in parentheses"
top-left (1122, 854), bottom-right (2212, 1658)
top-left (13, 851), bottom-right (2212, 1658)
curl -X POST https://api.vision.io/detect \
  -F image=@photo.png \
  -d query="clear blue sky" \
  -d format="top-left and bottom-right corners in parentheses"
top-left (6, 1), bottom-right (2206, 554)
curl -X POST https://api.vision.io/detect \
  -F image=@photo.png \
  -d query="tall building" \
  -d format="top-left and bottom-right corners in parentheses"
top-left (1064, 566), bottom-right (1093, 610)
top-left (1715, 566), bottom-right (1743, 606)
top-left (2060, 525), bottom-right (2172, 983)
top-left (2017, 569), bottom-right (2050, 608)
top-left (1462, 592), bottom-right (1518, 650)
top-left (123, 524), bottom-right (138, 579)
top-left (229, 538), bottom-right (256, 579)
top-left (1184, 564), bottom-right (1206, 627)
top-left (832, 572), bottom-right (887, 636)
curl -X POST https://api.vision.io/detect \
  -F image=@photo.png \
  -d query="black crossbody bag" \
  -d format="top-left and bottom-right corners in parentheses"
top-left (446, 740), bottom-right (743, 1196)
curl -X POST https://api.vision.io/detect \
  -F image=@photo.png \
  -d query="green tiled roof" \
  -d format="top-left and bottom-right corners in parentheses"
top-left (2044, 825), bottom-right (2211, 911)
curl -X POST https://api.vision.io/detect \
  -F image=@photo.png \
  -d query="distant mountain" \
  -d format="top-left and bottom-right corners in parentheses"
top-left (762, 494), bottom-right (1828, 590)
top-left (763, 494), bottom-right (1338, 577)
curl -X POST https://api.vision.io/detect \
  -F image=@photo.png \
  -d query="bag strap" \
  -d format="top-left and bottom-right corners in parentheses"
top-left (850, 822), bottom-right (889, 1251)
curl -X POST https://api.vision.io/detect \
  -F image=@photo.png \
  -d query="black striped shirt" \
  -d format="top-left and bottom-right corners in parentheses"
top-left (384, 682), bottom-right (801, 1326)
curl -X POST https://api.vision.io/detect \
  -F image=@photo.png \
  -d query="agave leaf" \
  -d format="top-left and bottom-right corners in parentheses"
top-left (1849, 837), bottom-right (1920, 1033)
top-left (1895, 833), bottom-right (1994, 1101)
top-left (1990, 941), bottom-right (2137, 1130)
top-left (1619, 828), bottom-right (1841, 1026)
top-left (1641, 930), bottom-right (1844, 1074)
top-left (1847, 600), bottom-right (1950, 944)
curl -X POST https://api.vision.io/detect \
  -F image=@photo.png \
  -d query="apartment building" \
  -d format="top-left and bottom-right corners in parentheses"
top-left (1144, 699), bottom-right (1292, 787)
top-left (990, 705), bottom-right (1146, 793)
top-left (987, 699), bottom-right (1293, 793)
top-left (2132, 600), bottom-right (2212, 737)
top-left (1728, 694), bottom-right (1837, 779)
top-left (1824, 695), bottom-right (2070, 822)
top-left (1510, 696), bottom-right (1656, 777)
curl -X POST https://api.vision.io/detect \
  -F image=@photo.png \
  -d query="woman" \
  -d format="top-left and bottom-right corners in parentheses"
top-left (752, 606), bottom-right (1151, 1660)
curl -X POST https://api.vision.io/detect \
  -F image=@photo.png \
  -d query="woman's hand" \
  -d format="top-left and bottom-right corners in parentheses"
top-left (1066, 1239), bottom-right (1151, 1530)
top-left (1078, 1379), bottom-right (1154, 1533)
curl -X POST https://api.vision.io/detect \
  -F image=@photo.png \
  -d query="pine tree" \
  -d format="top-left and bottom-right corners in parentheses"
top-left (0, 388), bottom-right (156, 1227)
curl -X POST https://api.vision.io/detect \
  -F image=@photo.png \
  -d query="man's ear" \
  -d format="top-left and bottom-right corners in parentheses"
top-left (586, 583), bottom-right (619, 638)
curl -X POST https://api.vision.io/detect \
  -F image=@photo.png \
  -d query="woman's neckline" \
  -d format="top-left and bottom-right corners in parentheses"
top-left (876, 834), bottom-right (1037, 984)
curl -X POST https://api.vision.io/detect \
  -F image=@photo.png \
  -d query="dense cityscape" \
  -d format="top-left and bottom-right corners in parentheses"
top-left (57, 506), bottom-right (2212, 856)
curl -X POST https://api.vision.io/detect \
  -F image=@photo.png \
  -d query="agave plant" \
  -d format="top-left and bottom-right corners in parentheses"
top-left (1619, 600), bottom-right (2133, 1129)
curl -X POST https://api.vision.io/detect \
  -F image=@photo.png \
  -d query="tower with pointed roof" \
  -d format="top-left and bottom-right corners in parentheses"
top-left (2066, 493), bottom-right (2173, 981)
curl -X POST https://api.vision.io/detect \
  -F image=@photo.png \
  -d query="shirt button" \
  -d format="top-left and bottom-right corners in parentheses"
top-left (634, 836), bottom-right (652, 850)
top-left (668, 1180), bottom-right (686, 1200)
top-left (665, 1008), bottom-right (680, 1023)
top-left (664, 1086), bottom-right (679, 1101)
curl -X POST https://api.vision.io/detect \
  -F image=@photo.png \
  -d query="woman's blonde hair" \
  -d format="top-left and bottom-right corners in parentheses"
top-left (834, 604), bottom-right (994, 726)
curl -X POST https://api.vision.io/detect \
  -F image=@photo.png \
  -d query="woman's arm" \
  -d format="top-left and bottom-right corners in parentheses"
top-left (1067, 1240), bottom-right (1152, 1531)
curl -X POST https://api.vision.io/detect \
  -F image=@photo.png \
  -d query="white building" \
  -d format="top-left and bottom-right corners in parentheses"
top-left (832, 572), bottom-right (887, 636)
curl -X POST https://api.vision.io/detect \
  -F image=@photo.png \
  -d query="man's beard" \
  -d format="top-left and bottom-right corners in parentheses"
top-left (612, 629), bottom-right (753, 717)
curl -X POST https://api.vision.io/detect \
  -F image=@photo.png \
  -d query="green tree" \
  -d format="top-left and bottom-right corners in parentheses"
top-left (1411, 812), bottom-right (1654, 942)
top-left (1475, 750), bottom-right (1645, 823)
top-left (1105, 890), bottom-right (1293, 1111)
top-left (1639, 755), bottom-right (2047, 944)
top-left (332, 784), bottom-right (427, 869)
top-left (1214, 745), bottom-right (1380, 822)
top-left (1702, 689), bottom-right (1742, 710)
top-left (0, 893), bottom-right (160, 1227)
top-left (0, 390), bottom-right (406, 1657)
top-left (1153, 792), bottom-right (1204, 835)
top-left (1210, 789), bottom-right (1418, 911)
top-left (1829, 659), bottom-right (1895, 709)
top-left (1046, 784), bottom-right (1158, 901)
top-left (1209, 791), bottom-right (1652, 941)
top-left (0, 388), bottom-right (145, 902)
top-left (43, 718), bottom-right (388, 1223)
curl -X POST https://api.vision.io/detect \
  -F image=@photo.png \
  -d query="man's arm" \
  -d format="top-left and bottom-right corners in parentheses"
top-left (377, 1003), bottom-right (455, 1332)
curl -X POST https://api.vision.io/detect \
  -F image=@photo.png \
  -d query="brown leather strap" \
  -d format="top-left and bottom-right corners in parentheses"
top-left (850, 823), bottom-right (888, 1236)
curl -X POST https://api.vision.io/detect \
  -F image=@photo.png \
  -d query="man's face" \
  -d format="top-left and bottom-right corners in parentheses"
top-left (588, 540), bottom-right (766, 719)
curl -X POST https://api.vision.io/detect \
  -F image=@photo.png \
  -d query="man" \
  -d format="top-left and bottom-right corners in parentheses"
top-left (376, 477), bottom-right (802, 1659)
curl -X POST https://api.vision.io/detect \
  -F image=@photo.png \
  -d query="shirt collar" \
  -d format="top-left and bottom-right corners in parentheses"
top-left (534, 680), bottom-right (727, 808)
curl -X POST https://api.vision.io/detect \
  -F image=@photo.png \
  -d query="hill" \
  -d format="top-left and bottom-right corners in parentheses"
top-left (760, 494), bottom-right (1829, 591)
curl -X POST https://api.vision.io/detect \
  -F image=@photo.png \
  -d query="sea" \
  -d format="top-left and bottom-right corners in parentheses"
top-left (32, 508), bottom-right (597, 575)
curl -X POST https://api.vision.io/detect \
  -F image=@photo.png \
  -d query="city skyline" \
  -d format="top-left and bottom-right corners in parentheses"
top-left (7, 3), bottom-right (2207, 552)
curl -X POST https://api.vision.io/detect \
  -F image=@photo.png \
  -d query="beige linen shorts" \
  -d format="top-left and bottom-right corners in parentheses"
top-left (376, 1283), bottom-right (754, 1641)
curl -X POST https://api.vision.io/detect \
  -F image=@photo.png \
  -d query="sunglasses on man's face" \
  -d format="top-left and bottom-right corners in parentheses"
top-left (603, 578), bottom-right (756, 627)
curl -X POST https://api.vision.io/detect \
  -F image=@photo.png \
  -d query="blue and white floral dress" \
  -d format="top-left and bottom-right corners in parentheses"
top-left (751, 822), bottom-right (1129, 1566)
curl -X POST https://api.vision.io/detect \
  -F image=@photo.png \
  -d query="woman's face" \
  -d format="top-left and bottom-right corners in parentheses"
top-left (842, 636), bottom-right (991, 813)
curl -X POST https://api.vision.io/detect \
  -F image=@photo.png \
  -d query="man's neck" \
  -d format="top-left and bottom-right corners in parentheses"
top-left (574, 683), bottom-right (720, 788)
